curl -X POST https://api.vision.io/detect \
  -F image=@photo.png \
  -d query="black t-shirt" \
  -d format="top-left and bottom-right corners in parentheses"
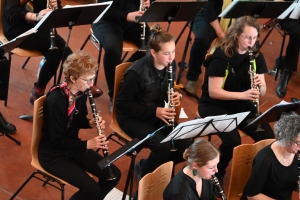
top-left (200, 48), bottom-right (268, 111)
top-left (163, 169), bottom-right (216, 200)
top-left (241, 144), bottom-right (298, 200)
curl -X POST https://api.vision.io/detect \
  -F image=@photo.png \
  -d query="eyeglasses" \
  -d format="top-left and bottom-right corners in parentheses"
top-left (79, 76), bottom-right (96, 84)
top-left (290, 138), bottom-right (300, 146)
top-left (241, 34), bottom-right (258, 41)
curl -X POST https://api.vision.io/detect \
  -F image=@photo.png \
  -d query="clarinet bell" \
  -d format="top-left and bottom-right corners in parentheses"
top-left (106, 164), bottom-right (117, 181)
top-left (170, 138), bottom-right (177, 152)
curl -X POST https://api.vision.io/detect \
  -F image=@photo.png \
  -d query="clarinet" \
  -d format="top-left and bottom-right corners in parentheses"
top-left (47, 0), bottom-right (58, 50)
top-left (297, 151), bottom-right (300, 199)
top-left (211, 175), bottom-right (227, 200)
top-left (138, 0), bottom-right (147, 51)
top-left (248, 47), bottom-right (264, 132)
top-left (87, 89), bottom-right (116, 181)
top-left (167, 63), bottom-right (177, 152)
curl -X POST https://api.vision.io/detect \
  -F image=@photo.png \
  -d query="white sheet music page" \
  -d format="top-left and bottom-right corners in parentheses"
top-left (214, 111), bottom-right (249, 132)
top-left (290, 0), bottom-right (300, 19)
top-left (219, 0), bottom-right (238, 17)
top-left (278, 1), bottom-right (297, 19)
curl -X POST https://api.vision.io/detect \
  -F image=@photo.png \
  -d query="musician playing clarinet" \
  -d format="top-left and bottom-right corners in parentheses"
top-left (198, 16), bottom-right (274, 196)
top-left (242, 112), bottom-right (300, 200)
top-left (116, 24), bottom-right (193, 195)
top-left (92, 0), bottom-right (153, 112)
top-left (38, 50), bottom-right (120, 200)
top-left (3, 0), bottom-right (72, 104)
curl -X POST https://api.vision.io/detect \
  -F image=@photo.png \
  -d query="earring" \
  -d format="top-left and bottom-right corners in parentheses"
top-left (192, 168), bottom-right (197, 176)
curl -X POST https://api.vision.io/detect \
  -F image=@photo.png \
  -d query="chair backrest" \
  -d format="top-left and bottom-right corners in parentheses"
top-left (138, 161), bottom-right (174, 200)
top-left (227, 138), bottom-right (276, 200)
top-left (31, 95), bottom-right (46, 167)
top-left (110, 62), bottom-right (133, 142)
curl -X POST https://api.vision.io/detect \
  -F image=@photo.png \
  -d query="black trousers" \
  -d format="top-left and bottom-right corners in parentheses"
top-left (8, 29), bottom-right (72, 88)
top-left (92, 20), bottom-right (150, 98)
top-left (39, 148), bottom-right (121, 200)
top-left (187, 11), bottom-right (217, 81)
top-left (117, 114), bottom-right (193, 177)
top-left (279, 18), bottom-right (300, 72)
top-left (198, 101), bottom-right (275, 178)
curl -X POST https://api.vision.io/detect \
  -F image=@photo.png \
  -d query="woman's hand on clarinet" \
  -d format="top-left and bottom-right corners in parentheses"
top-left (240, 88), bottom-right (260, 101)
top-left (36, 9), bottom-right (52, 21)
top-left (172, 92), bottom-right (181, 107)
top-left (89, 115), bottom-right (105, 129)
top-left (127, 11), bottom-right (144, 22)
top-left (87, 134), bottom-right (109, 150)
top-left (156, 107), bottom-right (176, 125)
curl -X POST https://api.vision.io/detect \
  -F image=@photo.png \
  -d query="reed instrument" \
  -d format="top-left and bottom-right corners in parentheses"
top-left (47, 0), bottom-right (58, 50)
top-left (248, 47), bottom-right (264, 132)
top-left (211, 175), bottom-right (227, 200)
top-left (87, 88), bottom-right (116, 181)
top-left (139, 0), bottom-right (147, 51)
top-left (167, 63), bottom-right (177, 152)
top-left (297, 151), bottom-right (300, 199)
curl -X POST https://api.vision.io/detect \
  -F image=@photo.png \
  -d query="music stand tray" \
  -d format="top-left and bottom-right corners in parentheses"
top-left (219, 1), bottom-right (293, 18)
top-left (246, 100), bottom-right (300, 127)
top-left (136, 1), bottom-right (206, 23)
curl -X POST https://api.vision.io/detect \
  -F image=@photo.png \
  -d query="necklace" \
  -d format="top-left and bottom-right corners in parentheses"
top-left (279, 144), bottom-right (291, 164)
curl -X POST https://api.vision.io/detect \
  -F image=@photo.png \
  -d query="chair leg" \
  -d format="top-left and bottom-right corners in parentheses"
top-left (9, 171), bottom-right (38, 200)
top-left (10, 170), bottom-right (66, 200)
top-left (21, 57), bottom-right (31, 69)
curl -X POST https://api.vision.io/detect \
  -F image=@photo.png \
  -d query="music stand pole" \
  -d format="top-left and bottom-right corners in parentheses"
top-left (98, 125), bottom-right (167, 200)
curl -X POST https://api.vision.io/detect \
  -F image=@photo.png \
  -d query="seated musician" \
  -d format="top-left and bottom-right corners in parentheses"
top-left (38, 50), bottom-right (120, 199)
top-left (164, 138), bottom-right (220, 200)
top-left (275, 11), bottom-right (300, 98)
top-left (198, 16), bottom-right (274, 193)
top-left (92, 0), bottom-right (152, 111)
top-left (3, 0), bottom-right (72, 104)
top-left (116, 23), bottom-right (193, 184)
top-left (241, 112), bottom-right (300, 200)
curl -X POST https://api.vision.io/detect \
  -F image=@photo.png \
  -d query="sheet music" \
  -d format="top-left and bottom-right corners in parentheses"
top-left (247, 100), bottom-right (295, 126)
top-left (278, 2), bottom-right (297, 19)
top-left (290, 1), bottom-right (300, 19)
top-left (161, 111), bottom-right (250, 143)
top-left (219, 0), bottom-right (238, 17)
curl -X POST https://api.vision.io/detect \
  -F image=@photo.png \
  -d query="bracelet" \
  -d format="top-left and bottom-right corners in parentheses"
top-left (36, 13), bottom-right (39, 21)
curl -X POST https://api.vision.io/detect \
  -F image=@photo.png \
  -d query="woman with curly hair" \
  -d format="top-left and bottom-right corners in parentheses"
top-left (242, 112), bottom-right (300, 200)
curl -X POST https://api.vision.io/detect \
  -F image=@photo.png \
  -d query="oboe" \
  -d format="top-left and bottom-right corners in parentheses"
top-left (138, 0), bottom-right (147, 51)
top-left (211, 175), bottom-right (227, 200)
top-left (47, 0), bottom-right (58, 50)
top-left (248, 47), bottom-right (264, 132)
top-left (167, 63), bottom-right (177, 152)
top-left (87, 88), bottom-right (116, 181)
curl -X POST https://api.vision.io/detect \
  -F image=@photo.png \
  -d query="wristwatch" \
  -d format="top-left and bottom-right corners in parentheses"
top-left (36, 13), bottom-right (39, 21)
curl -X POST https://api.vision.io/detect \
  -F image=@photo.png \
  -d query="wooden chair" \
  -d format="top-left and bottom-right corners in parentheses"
top-left (0, 0), bottom-right (43, 68)
top-left (227, 138), bottom-right (276, 200)
top-left (109, 62), bottom-right (134, 145)
top-left (80, 28), bottom-right (138, 85)
top-left (138, 161), bottom-right (174, 200)
top-left (10, 96), bottom-right (92, 200)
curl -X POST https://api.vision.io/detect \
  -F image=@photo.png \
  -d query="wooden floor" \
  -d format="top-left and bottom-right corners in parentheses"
top-left (0, 1), bottom-right (299, 199)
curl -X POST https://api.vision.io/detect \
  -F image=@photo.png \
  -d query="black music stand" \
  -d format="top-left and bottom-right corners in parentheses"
top-left (161, 112), bottom-right (249, 144)
top-left (19, 3), bottom-right (111, 121)
top-left (98, 125), bottom-right (166, 200)
top-left (220, 1), bottom-right (293, 19)
top-left (245, 100), bottom-right (300, 128)
top-left (36, 3), bottom-right (111, 84)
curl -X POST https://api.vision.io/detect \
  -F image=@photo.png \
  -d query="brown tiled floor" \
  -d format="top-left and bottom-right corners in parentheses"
top-left (0, 1), bottom-right (299, 199)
